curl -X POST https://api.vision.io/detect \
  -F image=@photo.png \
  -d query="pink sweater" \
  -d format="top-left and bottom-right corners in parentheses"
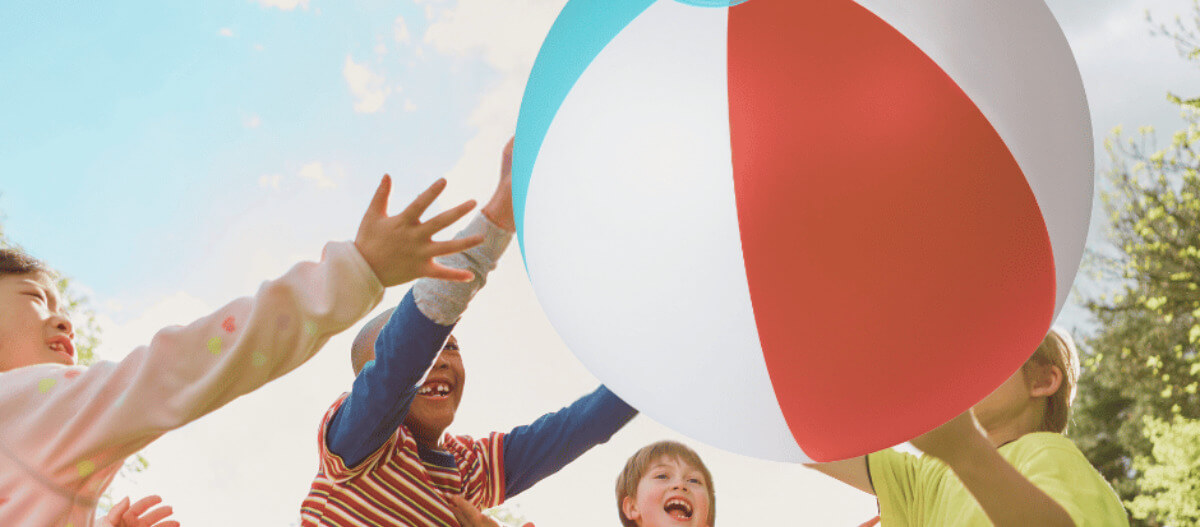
top-left (0, 242), bottom-right (383, 526)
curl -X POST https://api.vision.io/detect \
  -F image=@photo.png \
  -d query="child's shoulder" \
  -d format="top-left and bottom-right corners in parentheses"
top-left (1005, 432), bottom-right (1083, 455)
top-left (1002, 432), bottom-right (1103, 478)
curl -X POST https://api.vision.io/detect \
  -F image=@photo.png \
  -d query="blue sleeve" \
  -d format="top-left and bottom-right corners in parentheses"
top-left (502, 385), bottom-right (637, 497)
top-left (326, 289), bottom-right (455, 467)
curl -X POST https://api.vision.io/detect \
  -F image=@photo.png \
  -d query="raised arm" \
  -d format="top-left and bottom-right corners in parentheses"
top-left (502, 386), bottom-right (637, 497)
top-left (0, 177), bottom-right (479, 506)
top-left (805, 456), bottom-right (875, 495)
top-left (909, 411), bottom-right (1074, 527)
top-left (326, 138), bottom-right (516, 467)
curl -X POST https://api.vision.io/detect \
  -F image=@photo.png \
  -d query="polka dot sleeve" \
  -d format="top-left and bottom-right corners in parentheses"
top-left (0, 241), bottom-right (383, 526)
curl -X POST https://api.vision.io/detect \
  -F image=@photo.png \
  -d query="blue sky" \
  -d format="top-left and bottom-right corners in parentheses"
top-left (2, 0), bottom-right (1200, 525)
top-left (1, 0), bottom-right (489, 307)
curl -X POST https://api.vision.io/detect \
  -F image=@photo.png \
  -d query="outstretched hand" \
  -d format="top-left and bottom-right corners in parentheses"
top-left (102, 495), bottom-right (179, 527)
top-left (355, 176), bottom-right (484, 287)
top-left (481, 136), bottom-right (516, 232)
top-left (445, 494), bottom-right (502, 527)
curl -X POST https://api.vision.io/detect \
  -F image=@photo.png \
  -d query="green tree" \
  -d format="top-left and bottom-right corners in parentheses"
top-left (1127, 416), bottom-right (1200, 525)
top-left (1073, 3), bottom-right (1200, 525)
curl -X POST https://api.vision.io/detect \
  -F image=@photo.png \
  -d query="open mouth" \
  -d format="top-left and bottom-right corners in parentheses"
top-left (48, 337), bottom-right (74, 361)
top-left (663, 497), bottom-right (693, 521)
top-left (417, 380), bottom-right (452, 399)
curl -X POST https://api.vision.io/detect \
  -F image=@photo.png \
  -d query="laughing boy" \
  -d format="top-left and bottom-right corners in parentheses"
top-left (299, 139), bottom-right (637, 526)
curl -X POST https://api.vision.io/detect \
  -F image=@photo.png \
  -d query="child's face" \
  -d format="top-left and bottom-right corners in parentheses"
top-left (972, 361), bottom-right (1058, 434)
top-left (403, 336), bottom-right (465, 447)
top-left (0, 272), bottom-right (75, 371)
top-left (622, 456), bottom-right (712, 527)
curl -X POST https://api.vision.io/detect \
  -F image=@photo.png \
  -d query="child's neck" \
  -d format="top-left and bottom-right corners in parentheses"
top-left (983, 404), bottom-right (1045, 447)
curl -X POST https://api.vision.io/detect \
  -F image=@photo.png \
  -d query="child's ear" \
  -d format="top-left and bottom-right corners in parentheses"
top-left (622, 495), bottom-right (641, 522)
top-left (1028, 363), bottom-right (1063, 398)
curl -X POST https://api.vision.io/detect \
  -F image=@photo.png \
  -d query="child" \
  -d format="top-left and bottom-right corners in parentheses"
top-left (0, 175), bottom-right (482, 526)
top-left (808, 328), bottom-right (1129, 526)
top-left (615, 440), bottom-right (715, 527)
top-left (299, 138), bottom-right (638, 526)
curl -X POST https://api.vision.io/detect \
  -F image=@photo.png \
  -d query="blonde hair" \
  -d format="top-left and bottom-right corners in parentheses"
top-left (1022, 327), bottom-right (1080, 434)
top-left (616, 441), bottom-right (715, 527)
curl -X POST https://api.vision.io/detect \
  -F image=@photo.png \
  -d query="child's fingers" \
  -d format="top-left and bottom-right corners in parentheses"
top-left (106, 497), bottom-right (131, 524)
top-left (418, 200), bottom-right (478, 237)
top-left (398, 178), bottom-right (448, 222)
top-left (125, 495), bottom-right (163, 518)
top-left (137, 505), bottom-right (174, 526)
top-left (501, 136), bottom-right (515, 176)
top-left (445, 494), bottom-right (470, 523)
top-left (426, 264), bottom-right (477, 283)
top-left (152, 522), bottom-right (181, 527)
top-left (426, 235), bottom-right (485, 259)
top-left (365, 174), bottom-right (393, 218)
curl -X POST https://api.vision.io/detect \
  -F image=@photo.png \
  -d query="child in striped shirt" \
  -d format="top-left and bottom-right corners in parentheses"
top-left (300, 138), bottom-right (638, 526)
top-left (0, 176), bottom-right (481, 526)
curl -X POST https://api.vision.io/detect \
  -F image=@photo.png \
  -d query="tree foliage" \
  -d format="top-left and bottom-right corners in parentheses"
top-left (1127, 416), bottom-right (1200, 524)
top-left (1073, 3), bottom-right (1200, 525)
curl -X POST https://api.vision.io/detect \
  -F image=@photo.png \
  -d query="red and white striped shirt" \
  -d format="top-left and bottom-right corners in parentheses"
top-left (300, 394), bottom-right (506, 527)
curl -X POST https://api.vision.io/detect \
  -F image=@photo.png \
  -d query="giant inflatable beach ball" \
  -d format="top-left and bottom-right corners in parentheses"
top-left (512, 0), bottom-right (1092, 462)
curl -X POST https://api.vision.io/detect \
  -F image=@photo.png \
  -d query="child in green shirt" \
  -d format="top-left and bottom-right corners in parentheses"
top-left (809, 329), bottom-right (1128, 526)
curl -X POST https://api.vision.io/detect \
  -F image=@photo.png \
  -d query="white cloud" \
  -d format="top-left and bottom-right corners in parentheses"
top-left (253, 0), bottom-right (309, 11)
top-left (422, 0), bottom-right (564, 74)
top-left (342, 55), bottom-right (392, 114)
top-left (258, 174), bottom-right (282, 190)
top-left (394, 15), bottom-right (412, 45)
top-left (297, 162), bottom-right (341, 189)
top-left (95, 292), bottom-right (213, 361)
top-left (418, 0), bottom-right (564, 210)
top-left (218, 28), bottom-right (234, 38)
top-left (403, 98), bottom-right (417, 112)
top-left (253, 43), bottom-right (265, 51)
top-left (243, 114), bottom-right (261, 129)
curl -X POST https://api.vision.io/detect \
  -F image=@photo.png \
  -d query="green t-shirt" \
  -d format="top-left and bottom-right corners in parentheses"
top-left (866, 432), bottom-right (1128, 526)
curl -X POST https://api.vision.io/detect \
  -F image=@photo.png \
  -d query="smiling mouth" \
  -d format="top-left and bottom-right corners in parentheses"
top-left (48, 339), bottom-right (73, 360)
top-left (417, 381), bottom-right (452, 399)
top-left (664, 497), bottom-right (693, 521)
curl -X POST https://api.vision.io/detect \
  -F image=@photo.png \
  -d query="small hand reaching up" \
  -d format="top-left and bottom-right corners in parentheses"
top-left (446, 494), bottom-right (502, 527)
top-left (102, 495), bottom-right (179, 527)
top-left (481, 136), bottom-right (516, 232)
top-left (355, 176), bottom-right (484, 287)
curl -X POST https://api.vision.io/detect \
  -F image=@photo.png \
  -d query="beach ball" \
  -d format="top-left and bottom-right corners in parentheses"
top-left (512, 0), bottom-right (1092, 462)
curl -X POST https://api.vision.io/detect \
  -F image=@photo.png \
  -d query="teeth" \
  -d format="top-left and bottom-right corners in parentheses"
top-left (418, 382), bottom-right (451, 396)
top-left (665, 498), bottom-right (692, 516)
